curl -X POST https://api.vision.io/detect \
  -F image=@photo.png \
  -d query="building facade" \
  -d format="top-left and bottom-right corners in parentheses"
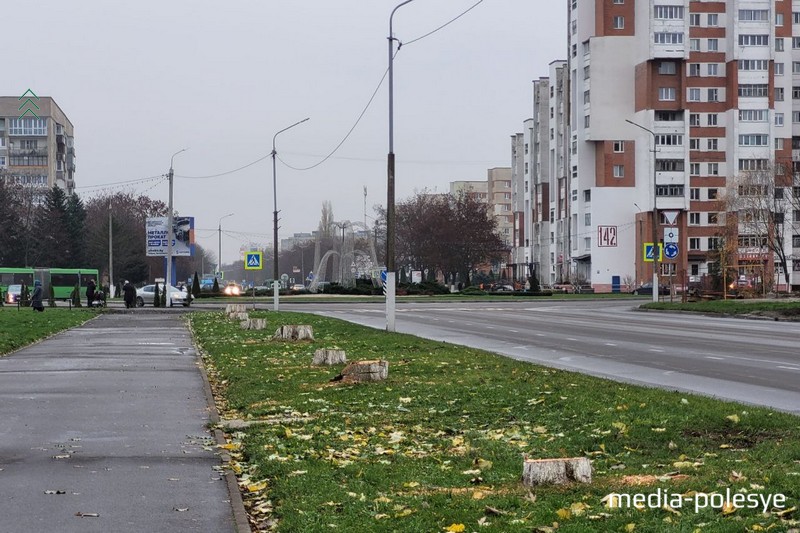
top-left (449, 180), bottom-right (489, 202)
top-left (0, 97), bottom-right (75, 194)
top-left (557, 0), bottom-right (799, 291)
top-left (487, 167), bottom-right (514, 248)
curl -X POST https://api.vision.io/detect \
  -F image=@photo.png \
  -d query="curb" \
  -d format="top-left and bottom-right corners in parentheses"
top-left (187, 318), bottom-right (252, 533)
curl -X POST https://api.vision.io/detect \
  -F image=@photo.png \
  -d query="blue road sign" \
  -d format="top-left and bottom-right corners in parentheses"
top-left (643, 243), bottom-right (663, 262)
top-left (664, 243), bottom-right (679, 259)
top-left (244, 251), bottom-right (263, 270)
top-left (380, 270), bottom-right (387, 283)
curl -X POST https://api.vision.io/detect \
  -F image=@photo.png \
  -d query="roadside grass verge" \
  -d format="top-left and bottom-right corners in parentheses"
top-left (0, 307), bottom-right (99, 355)
top-left (642, 300), bottom-right (800, 319)
top-left (190, 311), bottom-right (800, 532)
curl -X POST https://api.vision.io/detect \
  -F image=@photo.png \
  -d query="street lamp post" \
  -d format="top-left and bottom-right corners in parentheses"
top-left (218, 213), bottom-right (234, 279)
top-left (626, 119), bottom-right (659, 302)
top-left (272, 118), bottom-right (310, 311)
top-left (386, 0), bottom-right (415, 332)
top-left (167, 148), bottom-right (187, 308)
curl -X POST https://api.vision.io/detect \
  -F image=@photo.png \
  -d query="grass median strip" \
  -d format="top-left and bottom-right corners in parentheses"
top-left (190, 311), bottom-right (800, 532)
top-left (0, 308), bottom-right (99, 356)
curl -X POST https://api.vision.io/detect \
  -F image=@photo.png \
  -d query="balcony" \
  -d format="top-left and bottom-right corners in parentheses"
top-left (10, 148), bottom-right (48, 157)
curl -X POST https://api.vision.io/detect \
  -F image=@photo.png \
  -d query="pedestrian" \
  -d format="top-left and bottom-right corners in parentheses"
top-left (86, 278), bottom-right (96, 307)
top-left (123, 280), bottom-right (136, 309)
top-left (31, 280), bottom-right (44, 312)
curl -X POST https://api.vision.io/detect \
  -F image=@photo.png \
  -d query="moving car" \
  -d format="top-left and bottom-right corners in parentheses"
top-left (630, 282), bottom-right (669, 296)
top-left (5, 284), bottom-right (23, 304)
top-left (135, 284), bottom-right (192, 307)
top-left (223, 282), bottom-right (241, 296)
top-left (290, 284), bottom-right (306, 291)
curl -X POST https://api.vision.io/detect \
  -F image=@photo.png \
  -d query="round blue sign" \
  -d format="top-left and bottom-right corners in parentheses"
top-left (664, 243), bottom-right (679, 259)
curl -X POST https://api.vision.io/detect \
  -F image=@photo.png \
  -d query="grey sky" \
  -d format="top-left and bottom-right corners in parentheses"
top-left (3, 1), bottom-right (565, 265)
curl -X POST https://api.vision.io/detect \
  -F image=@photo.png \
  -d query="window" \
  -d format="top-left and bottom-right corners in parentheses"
top-left (689, 88), bottom-right (701, 101)
top-left (775, 63), bottom-right (785, 75)
top-left (707, 138), bottom-right (718, 151)
top-left (776, 38), bottom-right (784, 51)
top-left (794, 111), bottom-right (800, 123)
top-left (708, 162), bottom-right (719, 175)
top-left (655, 134), bottom-right (683, 146)
top-left (656, 185), bottom-right (685, 197)
top-left (708, 213), bottom-right (719, 224)
top-left (689, 113), bottom-right (700, 126)
top-left (793, 235), bottom-right (800, 248)
top-left (739, 109), bottom-right (768, 122)
top-left (708, 237), bottom-right (720, 250)
top-left (690, 38), bottom-right (700, 51)
top-left (708, 39), bottom-right (719, 51)
top-left (689, 63), bottom-right (701, 76)
top-left (654, 32), bottom-right (684, 44)
top-left (689, 238), bottom-right (700, 250)
top-left (738, 84), bottom-right (769, 97)
top-left (613, 16), bottom-right (624, 29)
top-left (794, 62), bottom-right (800, 74)
top-left (739, 159), bottom-right (769, 171)
top-left (656, 111), bottom-right (682, 121)
top-left (583, 189), bottom-right (591, 202)
top-left (584, 65), bottom-right (590, 78)
top-left (689, 213), bottom-right (700, 225)
top-left (659, 87), bottom-right (676, 101)
top-left (708, 188), bottom-right (718, 200)
top-left (584, 90), bottom-right (590, 103)
top-left (738, 59), bottom-right (769, 71)
top-left (776, 87), bottom-right (785, 101)
top-left (739, 9), bottom-right (768, 21)
top-left (739, 134), bottom-right (769, 146)
top-left (584, 213), bottom-right (591, 225)
top-left (690, 163), bottom-right (700, 175)
top-left (690, 138), bottom-right (700, 150)
top-left (776, 13), bottom-right (784, 26)
top-left (707, 64), bottom-right (718, 76)
top-left (708, 14), bottom-right (718, 26)
top-left (776, 138), bottom-right (785, 150)
top-left (654, 6), bottom-right (684, 19)
top-left (613, 165), bottom-right (624, 178)
top-left (739, 34), bottom-right (769, 46)
top-left (659, 62), bottom-right (677, 75)
top-left (775, 188), bottom-right (784, 199)
top-left (656, 159), bottom-right (685, 172)
top-left (794, 12), bottom-right (800, 24)
top-left (0, 156), bottom-right (5, 167)
top-left (707, 88), bottom-right (719, 102)
top-left (613, 141), bottom-right (624, 153)
top-left (690, 188), bottom-right (700, 200)
top-left (7, 118), bottom-right (47, 136)
top-left (584, 115), bottom-right (590, 128)
top-left (690, 13), bottom-right (700, 26)
top-left (793, 86), bottom-right (800, 99)
top-left (707, 114), bottom-right (718, 126)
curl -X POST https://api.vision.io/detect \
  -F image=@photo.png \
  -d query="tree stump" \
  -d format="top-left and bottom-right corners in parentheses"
top-left (240, 318), bottom-right (267, 330)
top-left (522, 457), bottom-right (592, 486)
top-left (229, 312), bottom-right (249, 321)
top-left (225, 304), bottom-right (247, 316)
top-left (312, 349), bottom-right (347, 366)
top-left (272, 325), bottom-right (314, 341)
top-left (333, 360), bottom-right (388, 383)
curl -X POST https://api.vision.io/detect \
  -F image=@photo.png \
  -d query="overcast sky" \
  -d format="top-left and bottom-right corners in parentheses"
top-left (3, 1), bottom-right (566, 265)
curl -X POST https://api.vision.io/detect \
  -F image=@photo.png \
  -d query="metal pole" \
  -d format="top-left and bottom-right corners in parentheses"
top-left (626, 120), bottom-right (660, 302)
top-left (272, 118), bottom-right (310, 311)
top-left (167, 149), bottom-right (187, 308)
top-left (218, 213), bottom-right (233, 279)
top-left (108, 204), bottom-right (113, 298)
top-left (386, 0), bottom-right (415, 333)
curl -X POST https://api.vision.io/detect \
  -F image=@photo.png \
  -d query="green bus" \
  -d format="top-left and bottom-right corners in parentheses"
top-left (0, 267), bottom-right (99, 301)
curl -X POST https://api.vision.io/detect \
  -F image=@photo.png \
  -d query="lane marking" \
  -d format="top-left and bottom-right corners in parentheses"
top-left (508, 329), bottom-right (519, 333)
top-left (705, 356), bottom-right (725, 360)
top-left (777, 366), bottom-right (800, 371)
top-left (605, 343), bottom-right (617, 347)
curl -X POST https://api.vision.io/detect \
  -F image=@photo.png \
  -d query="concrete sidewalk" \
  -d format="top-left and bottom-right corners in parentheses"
top-left (0, 313), bottom-right (239, 532)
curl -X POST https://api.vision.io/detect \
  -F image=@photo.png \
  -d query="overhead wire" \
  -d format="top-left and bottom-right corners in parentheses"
top-left (402, 0), bottom-right (485, 47)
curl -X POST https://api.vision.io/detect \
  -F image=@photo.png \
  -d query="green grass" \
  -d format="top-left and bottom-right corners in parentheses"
top-left (642, 299), bottom-right (800, 318)
top-left (0, 307), bottom-right (99, 355)
top-left (190, 311), bottom-right (800, 532)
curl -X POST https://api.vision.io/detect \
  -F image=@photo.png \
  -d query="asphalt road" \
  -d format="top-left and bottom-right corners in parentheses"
top-left (0, 313), bottom-right (236, 533)
top-left (282, 299), bottom-right (800, 414)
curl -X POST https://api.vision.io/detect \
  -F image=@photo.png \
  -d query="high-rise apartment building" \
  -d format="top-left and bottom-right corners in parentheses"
top-left (487, 167), bottom-right (514, 248)
top-left (559, 0), bottom-right (799, 291)
top-left (0, 97), bottom-right (75, 194)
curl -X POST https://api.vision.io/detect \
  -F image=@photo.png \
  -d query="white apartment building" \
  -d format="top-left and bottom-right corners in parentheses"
top-left (559, 0), bottom-right (800, 291)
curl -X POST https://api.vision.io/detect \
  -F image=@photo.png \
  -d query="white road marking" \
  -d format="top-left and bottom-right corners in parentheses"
top-left (777, 366), bottom-right (800, 371)
top-left (649, 349), bottom-right (665, 353)
top-left (605, 343), bottom-right (617, 347)
top-left (508, 329), bottom-right (519, 333)
top-left (705, 356), bottom-right (725, 360)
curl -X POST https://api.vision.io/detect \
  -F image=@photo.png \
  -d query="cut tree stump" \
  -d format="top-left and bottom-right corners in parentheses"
top-left (229, 312), bottom-right (249, 321)
top-left (333, 360), bottom-right (388, 383)
top-left (312, 349), bottom-right (347, 366)
top-left (240, 318), bottom-right (267, 330)
top-left (225, 304), bottom-right (247, 316)
top-left (522, 457), bottom-right (592, 486)
top-left (272, 325), bottom-right (314, 341)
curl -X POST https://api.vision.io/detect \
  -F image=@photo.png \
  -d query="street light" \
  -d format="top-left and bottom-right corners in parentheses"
top-left (625, 119), bottom-right (660, 302)
top-left (218, 213), bottom-right (234, 278)
top-left (386, 0), bottom-right (415, 332)
top-left (167, 148), bottom-right (188, 307)
top-left (272, 117), bottom-right (310, 311)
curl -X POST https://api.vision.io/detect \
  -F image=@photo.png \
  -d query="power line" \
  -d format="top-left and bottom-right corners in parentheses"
top-left (75, 174), bottom-right (166, 191)
top-left (175, 153), bottom-right (273, 179)
top-left (402, 0), bottom-right (485, 47)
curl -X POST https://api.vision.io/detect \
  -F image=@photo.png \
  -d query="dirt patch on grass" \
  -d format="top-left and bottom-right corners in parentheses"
top-left (682, 428), bottom-right (784, 448)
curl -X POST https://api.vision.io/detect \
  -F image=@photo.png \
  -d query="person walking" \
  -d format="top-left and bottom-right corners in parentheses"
top-left (122, 280), bottom-right (136, 309)
top-left (86, 279), bottom-right (97, 307)
top-left (31, 280), bottom-right (44, 312)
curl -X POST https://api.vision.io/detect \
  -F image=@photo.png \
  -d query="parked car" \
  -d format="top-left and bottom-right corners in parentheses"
top-left (136, 284), bottom-right (192, 307)
top-left (290, 284), bottom-right (306, 291)
top-left (5, 284), bottom-right (23, 304)
top-left (492, 284), bottom-right (515, 292)
top-left (630, 282), bottom-right (669, 296)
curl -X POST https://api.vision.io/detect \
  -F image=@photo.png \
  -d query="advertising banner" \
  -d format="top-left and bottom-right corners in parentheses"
top-left (146, 216), bottom-right (195, 257)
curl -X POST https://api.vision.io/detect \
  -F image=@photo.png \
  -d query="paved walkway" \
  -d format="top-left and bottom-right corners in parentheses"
top-left (0, 313), bottom-right (237, 532)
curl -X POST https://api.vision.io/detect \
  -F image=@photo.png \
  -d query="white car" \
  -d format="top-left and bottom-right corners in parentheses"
top-left (135, 284), bottom-right (192, 307)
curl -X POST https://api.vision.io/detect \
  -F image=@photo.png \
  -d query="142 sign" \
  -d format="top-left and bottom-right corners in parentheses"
top-left (597, 225), bottom-right (618, 247)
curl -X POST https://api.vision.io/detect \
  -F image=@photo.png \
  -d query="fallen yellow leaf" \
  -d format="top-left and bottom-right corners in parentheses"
top-left (625, 524), bottom-right (636, 532)
top-left (721, 501), bottom-right (736, 516)
top-left (444, 523), bottom-right (465, 532)
top-left (556, 508), bottom-right (571, 520)
top-left (726, 414), bottom-right (740, 424)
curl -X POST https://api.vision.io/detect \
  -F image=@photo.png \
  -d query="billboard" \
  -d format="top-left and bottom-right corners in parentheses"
top-left (146, 216), bottom-right (195, 257)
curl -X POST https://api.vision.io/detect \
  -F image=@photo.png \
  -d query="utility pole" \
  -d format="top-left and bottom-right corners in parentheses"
top-left (108, 204), bottom-right (113, 297)
top-left (167, 148), bottom-right (187, 307)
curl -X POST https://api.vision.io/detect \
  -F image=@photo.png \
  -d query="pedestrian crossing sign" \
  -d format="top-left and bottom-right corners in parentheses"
top-left (244, 251), bottom-right (263, 270)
